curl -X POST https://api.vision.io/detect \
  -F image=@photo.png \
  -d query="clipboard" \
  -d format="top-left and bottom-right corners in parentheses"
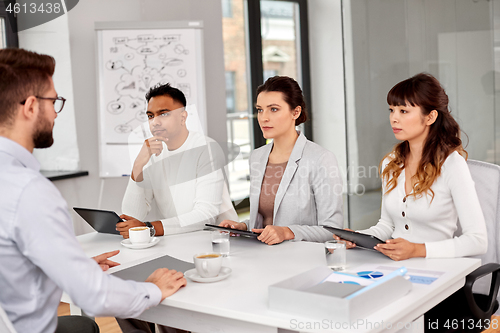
top-left (73, 207), bottom-right (121, 235)
top-left (322, 226), bottom-right (385, 250)
top-left (205, 224), bottom-right (261, 238)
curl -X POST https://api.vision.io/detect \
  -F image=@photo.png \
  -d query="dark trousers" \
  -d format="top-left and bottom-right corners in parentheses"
top-left (116, 318), bottom-right (189, 333)
top-left (55, 315), bottom-right (99, 333)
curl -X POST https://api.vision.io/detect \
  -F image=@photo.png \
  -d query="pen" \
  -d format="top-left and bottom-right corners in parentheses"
top-left (345, 267), bottom-right (407, 300)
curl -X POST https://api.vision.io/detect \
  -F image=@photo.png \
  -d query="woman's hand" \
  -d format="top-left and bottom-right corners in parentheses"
top-left (252, 226), bottom-right (294, 245)
top-left (218, 220), bottom-right (247, 231)
top-left (332, 228), bottom-right (356, 249)
top-left (375, 238), bottom-right (426, 261)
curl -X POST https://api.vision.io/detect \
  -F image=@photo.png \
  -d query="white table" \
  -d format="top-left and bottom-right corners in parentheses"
top-left (74, 231), bottom-right (480, 333)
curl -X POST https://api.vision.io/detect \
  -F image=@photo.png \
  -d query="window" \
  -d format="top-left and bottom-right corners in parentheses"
top-left (263, 69), bottom-right (277, 82)
top-left (261, 1), bottom-right (298, 80)
top-left (247, 0), bottom-right (311, 148)
top-left (222, 0), bottom-right (233, 18)
top-left (0, 18), bottom-right (6, 48)
top-left (222, 0), bottom-right (310, 203)
top-left (225, 71), bottom-right (236, 113)
top-left (0, 1), bottom-right (18, 48)
top-left (222, 0), bottom-right (252, 202)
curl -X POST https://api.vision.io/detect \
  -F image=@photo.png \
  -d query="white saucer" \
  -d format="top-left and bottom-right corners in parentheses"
top-left (121, 237), bottom-right (160, 249)
top-left (185, 267), bottom-right (232, 283)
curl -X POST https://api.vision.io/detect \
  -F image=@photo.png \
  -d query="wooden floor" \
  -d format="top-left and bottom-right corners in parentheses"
top-left (483, 316), bottom-right (500, 333)
top-left (58, 302), bottom-right (122, 333)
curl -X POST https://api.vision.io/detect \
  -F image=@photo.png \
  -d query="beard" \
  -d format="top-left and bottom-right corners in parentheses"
top-left (33, 104), bottom-right (54, 149)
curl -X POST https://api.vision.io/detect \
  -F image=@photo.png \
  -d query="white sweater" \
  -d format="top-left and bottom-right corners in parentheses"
top-left (359, 151), bottom-right (487, 258)
top-left (122, 131), bottom-right (237, 235)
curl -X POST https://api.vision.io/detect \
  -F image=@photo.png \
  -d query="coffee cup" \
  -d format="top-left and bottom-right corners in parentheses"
top-left (129, 227), bottom-right (152, 244)
top-left (193, 253), bottom-right (222, 278)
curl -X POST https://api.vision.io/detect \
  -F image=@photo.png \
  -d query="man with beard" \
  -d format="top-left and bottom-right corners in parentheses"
top-left (0, 48), bottom-right (187, 333)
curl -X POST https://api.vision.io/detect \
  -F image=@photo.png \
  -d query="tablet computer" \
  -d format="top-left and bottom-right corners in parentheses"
top-left (205, 224), bottom-right (261, 238)
top-left (322, 226), bottom-right (385, 250)
top-left (73, 207), bottom-right (122, 235)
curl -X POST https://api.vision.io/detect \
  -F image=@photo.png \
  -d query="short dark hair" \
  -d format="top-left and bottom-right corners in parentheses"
top-left (145, 83), bottom-right (187, 107)
top-left (256, 76), bottom-right (308, 126)
top-left (0, 48), bottom-right (55, 126)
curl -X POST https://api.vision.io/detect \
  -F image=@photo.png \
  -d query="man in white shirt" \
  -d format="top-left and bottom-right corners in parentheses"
top-left (0, 48), bottom-right (187, 333)
top-left (117, 83), bottom-right (237, 238)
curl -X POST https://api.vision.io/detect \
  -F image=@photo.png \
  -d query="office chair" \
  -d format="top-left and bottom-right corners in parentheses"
top-left (425, 159), bottom-right (500, 332)
top-left (0, 304), bottom-right (17, 333)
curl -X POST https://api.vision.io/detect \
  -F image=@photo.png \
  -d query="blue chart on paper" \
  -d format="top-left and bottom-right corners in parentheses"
top-left (339, 281), bottom-right (360, 285)
top-left (357, 271), bottom-right (384, 279)
top-left (408, 275), bottom-right (437, 285)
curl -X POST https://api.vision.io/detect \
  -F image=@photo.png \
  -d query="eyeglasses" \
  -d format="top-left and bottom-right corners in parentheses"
top-left (20, 96), bottom-right (67, 113)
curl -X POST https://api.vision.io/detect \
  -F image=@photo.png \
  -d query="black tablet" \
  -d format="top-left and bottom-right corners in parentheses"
top-left (322, 226), bottom-right (385, 250)
top-left (74, 207), bottom-right (122, 235)
top-left (205, 224), bottom-right (261, 238)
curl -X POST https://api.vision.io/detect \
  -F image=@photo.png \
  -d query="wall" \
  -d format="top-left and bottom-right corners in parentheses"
top-left (406, 0), bottom-right (494, 163)
top-left (41, 0), bottom-right (226, 234)
top-left (307, 0), bottom-right (348, 224)
top-left (307, 0), bottom-right (346, 179)
top-left (18, 14), bottom-right (80, 172)
top-left (346, 0), bottom-right (409, 193)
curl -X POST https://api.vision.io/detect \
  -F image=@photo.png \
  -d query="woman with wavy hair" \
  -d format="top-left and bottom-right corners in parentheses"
top-left (353, 73), bottom-right (487, 260)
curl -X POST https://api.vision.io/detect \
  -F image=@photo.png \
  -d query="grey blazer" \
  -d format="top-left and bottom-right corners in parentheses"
top-left (244, 132), bottom-right (343, 242)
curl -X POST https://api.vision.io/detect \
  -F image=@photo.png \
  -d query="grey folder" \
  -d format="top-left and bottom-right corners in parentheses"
top-left (112, 255), bottom-right (194, 282)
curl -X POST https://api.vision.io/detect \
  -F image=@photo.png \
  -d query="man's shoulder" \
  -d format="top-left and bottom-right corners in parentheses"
top-left (189, 132), bottom-right (225, 158)
top-left (0, 158), bottom-right (44, 193)
top-left (0, 162), bottom-right (57, 228)
top-left (189, 131), bottom-right (217, 146)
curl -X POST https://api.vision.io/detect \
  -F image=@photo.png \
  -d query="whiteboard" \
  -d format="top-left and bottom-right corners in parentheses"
top-left (95, 21), bottom-right (206, 177)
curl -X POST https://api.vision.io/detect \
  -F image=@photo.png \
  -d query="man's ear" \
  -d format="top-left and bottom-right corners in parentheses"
top-left (426, 110), bottom-right (438, 126)
top-left (181, 109), bottom-right (188, 125)
top-left (19, 96), bottom-right (38, 121)
top-left (293, 106), bottom-right (301, 120)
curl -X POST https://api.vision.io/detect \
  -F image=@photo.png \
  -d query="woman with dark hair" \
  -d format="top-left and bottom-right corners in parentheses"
top-left (220, 76), bottom-right (343, 245)
top-left (348, 73), bottom-right (487, 260)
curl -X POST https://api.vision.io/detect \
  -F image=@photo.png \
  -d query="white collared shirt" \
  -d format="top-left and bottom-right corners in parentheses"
top-left (0, 137), bottom-right (161, 333)
top-left (122, 131), bottom-right (238, 233)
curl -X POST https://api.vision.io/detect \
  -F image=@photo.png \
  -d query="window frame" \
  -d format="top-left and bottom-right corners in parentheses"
top-left (0, 0), bottom-right (19, 48)
top-left (246, 0), bottom-right (312, 149)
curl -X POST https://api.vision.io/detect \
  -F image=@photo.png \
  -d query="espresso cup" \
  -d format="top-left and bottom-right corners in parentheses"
top-left (129, 227), bottom-right (152, 244)
top-left (193, 253), bottom-right (222, 278)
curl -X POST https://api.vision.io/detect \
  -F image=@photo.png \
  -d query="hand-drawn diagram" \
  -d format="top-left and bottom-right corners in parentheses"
top-left (100, 28), bottom-right (202, 143)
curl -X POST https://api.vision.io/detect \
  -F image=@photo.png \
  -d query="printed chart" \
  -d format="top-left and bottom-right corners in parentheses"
top-left (324, 266), bottom-right (444, 286)
top-left (96, 21), bottom-right (206, 177)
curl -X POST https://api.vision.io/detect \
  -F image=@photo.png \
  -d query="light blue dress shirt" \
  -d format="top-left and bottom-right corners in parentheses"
top-left (0, 137), bottom-right (162, 333)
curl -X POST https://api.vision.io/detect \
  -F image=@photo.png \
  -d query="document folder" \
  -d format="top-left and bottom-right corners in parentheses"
top-left (111, 255), bottom-right (194, 282)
